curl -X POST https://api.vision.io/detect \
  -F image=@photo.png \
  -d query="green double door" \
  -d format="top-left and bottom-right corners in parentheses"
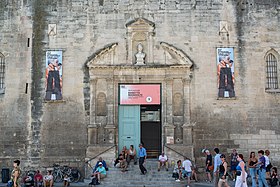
top-left (118, 105), bottom-right (141, 153)
top-left (119, 105), bottom-right (162, 157)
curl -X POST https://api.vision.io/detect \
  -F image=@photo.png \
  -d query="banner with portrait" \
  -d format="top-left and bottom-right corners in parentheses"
top-left (45, 51), bottom-right (63, 100)
top-left (217, 48), bottom-right (235, 98)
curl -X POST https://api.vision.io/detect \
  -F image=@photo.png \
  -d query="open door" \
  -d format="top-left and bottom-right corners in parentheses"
top-left (140, 105), bottom-right (161, 158)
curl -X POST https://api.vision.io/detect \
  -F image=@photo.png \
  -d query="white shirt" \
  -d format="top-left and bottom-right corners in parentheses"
top-left (182, 159), bottom-right (192, 172)
top-left (264, 155), bottom-right (270, 167)
top-left (159, 155), bottom-right (168, 162)
top-left (44, 174), bottom-right (53, 181)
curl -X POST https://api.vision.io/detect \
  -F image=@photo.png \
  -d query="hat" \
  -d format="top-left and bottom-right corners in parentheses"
top-left (98, 162), bottom-right (103, 165)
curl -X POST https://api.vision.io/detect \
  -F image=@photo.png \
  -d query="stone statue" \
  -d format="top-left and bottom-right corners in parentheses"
top-left (135, 43), bottom-right (146, 65)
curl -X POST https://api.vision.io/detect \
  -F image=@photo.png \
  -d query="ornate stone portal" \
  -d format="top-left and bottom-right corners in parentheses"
top-left (85, 18), bottom-right (194, 163)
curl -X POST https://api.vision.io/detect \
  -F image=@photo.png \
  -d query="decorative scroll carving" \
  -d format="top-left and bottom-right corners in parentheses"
top-left (86, 43), bottom-right (118, 67)
top-left (160, 42), bottom-right (193, 67)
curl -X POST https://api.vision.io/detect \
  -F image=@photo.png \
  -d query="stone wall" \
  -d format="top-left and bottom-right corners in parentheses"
top-left (0, 0), bottom-right (32, 168)
top-left (0, 0), bottom-right (279, 171)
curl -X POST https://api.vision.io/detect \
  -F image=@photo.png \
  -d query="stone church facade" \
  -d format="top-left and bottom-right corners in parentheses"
top-left (0, 0), bottom-right (280, 174)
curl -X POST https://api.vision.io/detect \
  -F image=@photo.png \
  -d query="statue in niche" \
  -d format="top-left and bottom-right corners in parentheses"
top-left (135, 43), bottom-right (146, 65)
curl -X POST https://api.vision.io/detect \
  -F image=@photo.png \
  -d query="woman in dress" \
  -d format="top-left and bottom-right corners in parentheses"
top-left (235, 154), bottom-right (248, 187)
top-left (248, 152), bottom-right (258, 187)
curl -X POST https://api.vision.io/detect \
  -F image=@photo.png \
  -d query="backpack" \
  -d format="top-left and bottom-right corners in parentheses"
top-left (89, 177), bottom-right (100, 185)
top-left (271, 178), bottom-right (278, 187)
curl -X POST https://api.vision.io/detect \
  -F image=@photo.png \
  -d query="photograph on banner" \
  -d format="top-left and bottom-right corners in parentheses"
top-left (216, 48), bottom-right (235, 98)
top-left (45, 50), bottom-right (63, 100)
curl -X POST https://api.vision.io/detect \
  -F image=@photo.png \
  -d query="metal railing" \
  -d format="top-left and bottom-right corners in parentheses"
top-left (86, 144), bottom-right (116, 164)
top-left (164, 144), bottom-right (195, 163)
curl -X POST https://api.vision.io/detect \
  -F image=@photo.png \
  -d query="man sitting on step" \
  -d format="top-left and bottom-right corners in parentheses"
top-left (92, 162), bottom-right (106, 184)
top-left (158, 152), bottom-right (169, 171)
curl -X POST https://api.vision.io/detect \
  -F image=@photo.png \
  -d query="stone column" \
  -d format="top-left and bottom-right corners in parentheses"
top-left (183, 77), bottom-right (191, 124)
top-left (88, 78), bottom-right (98, 145)
top-left (105, 78), bottom-right (116, 144)
top-left (182, 77), bottom-right (193, 145)
top-left (164, 78), bottom-right (175, 144)
top-left (147, 32), bottom-right (154, 63)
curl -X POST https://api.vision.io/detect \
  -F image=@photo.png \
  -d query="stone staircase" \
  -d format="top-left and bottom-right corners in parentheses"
top-left (88, 159), bottom-right (199, 187)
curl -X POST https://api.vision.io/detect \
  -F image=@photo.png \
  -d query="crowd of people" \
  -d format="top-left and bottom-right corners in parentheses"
top-left (7, 159), bottom-right (75, 187)
top-left (202, 148), bottom-right (279, 187)
top-left (8, 146), bottom-right (279, 187)
top-left (90, 146), bottom-right (279, 187)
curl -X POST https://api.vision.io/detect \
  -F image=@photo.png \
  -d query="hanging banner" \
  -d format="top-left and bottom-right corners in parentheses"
top-left (217, 48), bottom-right (235, 98)
top-left (45, 51), bottom-right (63, 100)
top-left (119, 84), bottom-right (161, 105)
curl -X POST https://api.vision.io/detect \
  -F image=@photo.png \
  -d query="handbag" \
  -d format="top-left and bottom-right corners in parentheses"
top-left (7, 180), bottom-right (13, 187)
top-left (208, 165), bottom-right (214, 171)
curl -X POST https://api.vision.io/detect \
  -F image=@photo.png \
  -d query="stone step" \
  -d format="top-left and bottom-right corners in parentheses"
top-left (87, 159), bottom-right (203, 187)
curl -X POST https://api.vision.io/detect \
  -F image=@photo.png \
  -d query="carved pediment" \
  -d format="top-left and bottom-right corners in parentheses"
top-left (126, 18), bottom-right (155, 33)
top-left (86, 43), bottom-right (118, 68)
top-left (126, 18), bottom-right (155, 64)
top-left (160, 42), bottom-right (193, 68)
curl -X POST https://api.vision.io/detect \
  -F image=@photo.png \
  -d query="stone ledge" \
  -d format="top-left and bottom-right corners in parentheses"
top-left (43, 100), bottom-right (66, 103)
top-left (265, 89), bottom-right (280, 93)
top-left (217, 97), bottom-right (236, 100)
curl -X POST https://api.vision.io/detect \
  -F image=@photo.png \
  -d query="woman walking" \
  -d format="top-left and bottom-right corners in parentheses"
top-left (218, 154), bottom-right (230, 187)
top-left (11, 160), bottom-right (21, 187)
top-left (235, 154), bottom-right (248, 187)
top-left (248, 152), bottom-right (258, 187)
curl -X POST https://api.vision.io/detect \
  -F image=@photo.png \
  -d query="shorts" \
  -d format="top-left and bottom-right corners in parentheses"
top-left (219, 178), bottom-right (227, 183)
top-left (182, 170), bottom-right (192, 177)
top-left (231, 165), bottom-right (237, 171)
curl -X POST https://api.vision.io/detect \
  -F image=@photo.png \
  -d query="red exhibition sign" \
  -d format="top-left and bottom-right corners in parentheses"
top-left (119, 84), bottom-right (161, 105)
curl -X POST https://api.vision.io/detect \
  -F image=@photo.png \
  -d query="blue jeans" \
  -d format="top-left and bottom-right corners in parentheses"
top-left (249, 168), bottom-right (256, 187)
top-left (258, 169), bottom-right (269, 187)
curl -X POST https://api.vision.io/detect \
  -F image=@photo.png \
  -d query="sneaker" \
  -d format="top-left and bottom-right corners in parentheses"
top-left (166, 168), bottom-right (168, 171)
top-left (233, 179), bottom-right (235, 181)
top-left (158, 168), bottom-right (160, 172)
top-left (175, 179), bottom-right (180, 182)
top-left (186, 186), bottom-right (190, 187)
